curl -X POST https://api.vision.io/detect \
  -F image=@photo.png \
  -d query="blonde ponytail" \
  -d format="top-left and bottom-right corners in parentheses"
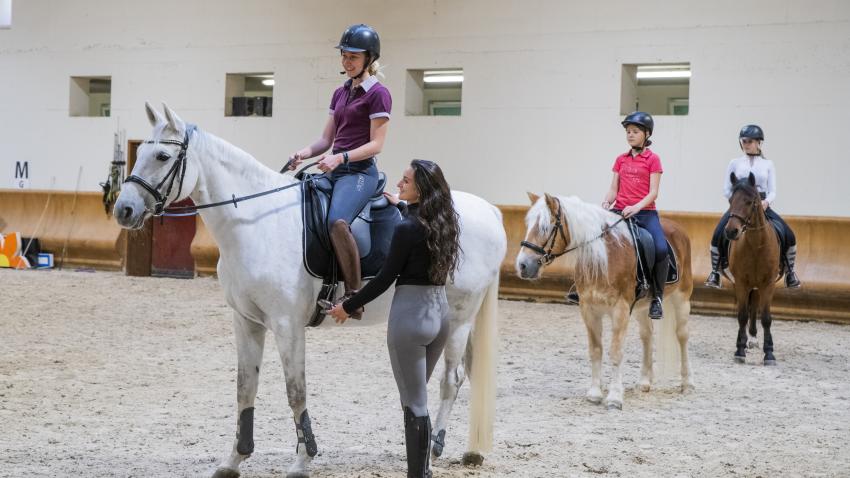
top-left (368, 60), bottom-right (384, 79)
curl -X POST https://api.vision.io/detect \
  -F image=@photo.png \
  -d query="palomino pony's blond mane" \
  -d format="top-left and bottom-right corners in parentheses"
top-left (526, 195), bottom-right (630, 281)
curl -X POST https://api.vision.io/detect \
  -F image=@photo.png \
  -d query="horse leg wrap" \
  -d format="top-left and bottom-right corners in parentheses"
top-left (295, 410), bottom-right (318, 457)
top-left (236, 407), bottom-right (255, 455)
top-left (432, 429), bottom-right (447, 457)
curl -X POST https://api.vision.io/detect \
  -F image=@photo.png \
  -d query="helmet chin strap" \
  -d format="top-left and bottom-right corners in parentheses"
top-left (339, 53), bottom-right (372, 80)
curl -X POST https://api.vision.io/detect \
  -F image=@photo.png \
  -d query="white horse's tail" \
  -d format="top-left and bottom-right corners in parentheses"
top-left (467, 273), bottom-right (499, 454)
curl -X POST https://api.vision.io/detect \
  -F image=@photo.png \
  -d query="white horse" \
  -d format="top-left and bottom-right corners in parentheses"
top-left (114, 103), bottom-right (506, 478)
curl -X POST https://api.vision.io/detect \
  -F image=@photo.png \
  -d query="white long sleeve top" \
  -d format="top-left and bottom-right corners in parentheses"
top-left (723, 155), bottom-right (776, 205)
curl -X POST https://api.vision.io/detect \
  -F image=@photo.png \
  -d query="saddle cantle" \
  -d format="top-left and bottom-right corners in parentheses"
top-left (300, 171), bottom-right (403, 326)
top-left (627, 221), bottom-right (679, 300)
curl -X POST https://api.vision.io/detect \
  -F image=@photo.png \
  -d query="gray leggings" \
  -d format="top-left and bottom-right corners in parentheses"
top-left (387, 285), bottom-right (450, 417)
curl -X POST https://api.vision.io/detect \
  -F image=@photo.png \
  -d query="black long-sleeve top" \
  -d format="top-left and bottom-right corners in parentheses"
top-left (342, 203), bottom-right (443, 314)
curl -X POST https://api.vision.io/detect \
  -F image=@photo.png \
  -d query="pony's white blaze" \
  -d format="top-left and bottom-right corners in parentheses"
top-left (114, 103), bottom-right (506, 477)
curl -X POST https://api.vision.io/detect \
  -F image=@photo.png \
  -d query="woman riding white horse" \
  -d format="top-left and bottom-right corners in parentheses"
top-left (113, 103), bottom-right (505, 477)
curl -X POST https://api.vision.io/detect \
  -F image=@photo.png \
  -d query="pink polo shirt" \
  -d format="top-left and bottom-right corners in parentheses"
top-left (612, 148), bottom-right (663, 210)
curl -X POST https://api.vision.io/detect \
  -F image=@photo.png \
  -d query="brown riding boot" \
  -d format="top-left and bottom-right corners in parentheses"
top-left (329, 219), bottom-right (363, 320)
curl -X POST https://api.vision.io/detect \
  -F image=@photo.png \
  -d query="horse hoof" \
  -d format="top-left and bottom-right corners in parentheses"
top-left (764, 359), bottom-right (777, 366)
top-left (462, 451), bottom-right (485, 467)
top-left (734, 355), bottom-right (746, 364)
top-left (212, 468), bottom-right (240, 478)
top-left (586, 395), bottom-right (603, 405)
top-left (639, 382), bottom-right (651, 393)
top-left (432, 429), bottom-right (446, 457)
top-left (681, 383), bottom-right (695, 394)
top-left (606, 400), bottom-right (623, 411)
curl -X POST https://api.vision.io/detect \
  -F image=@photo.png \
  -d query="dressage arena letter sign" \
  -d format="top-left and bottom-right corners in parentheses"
top-left (13, 160), bottom-right (30, 189)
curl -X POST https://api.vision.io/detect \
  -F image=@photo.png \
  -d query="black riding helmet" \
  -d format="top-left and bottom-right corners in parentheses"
top-left (739, 124), bottom-right (764, 141)
top-left (335, 24), bottom-right (380, 79)
top-left (622, 111), bottom-right (654, 148)
top-left (621, 111), bottom-right (654, 135)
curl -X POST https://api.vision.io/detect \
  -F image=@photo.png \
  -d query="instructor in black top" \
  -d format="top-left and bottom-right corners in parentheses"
top-left (328, 159), bottom-right (460, 478)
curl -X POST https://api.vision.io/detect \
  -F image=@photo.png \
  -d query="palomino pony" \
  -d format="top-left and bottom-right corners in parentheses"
top-left (515, 193), bottom-right (694, 409)
top-left (114, 103), bottom-right (506, 478)
top-left (724, 172), bottom-right (781, 365)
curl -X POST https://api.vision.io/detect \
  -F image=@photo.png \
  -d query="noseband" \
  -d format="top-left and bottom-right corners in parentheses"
top-left (124, 125), bottom-right (197, 216)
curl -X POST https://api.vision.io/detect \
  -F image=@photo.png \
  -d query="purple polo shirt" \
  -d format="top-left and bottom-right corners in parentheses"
top-left (329, 76), bottom-right (392, 164)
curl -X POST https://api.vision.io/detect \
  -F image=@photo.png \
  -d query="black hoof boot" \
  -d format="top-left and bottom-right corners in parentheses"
top-left (649, 297), bottom-right (663, 320)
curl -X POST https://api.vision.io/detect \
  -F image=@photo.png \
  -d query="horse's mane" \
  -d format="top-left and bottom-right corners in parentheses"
top-left (526, 195), bottom-right (630, 280)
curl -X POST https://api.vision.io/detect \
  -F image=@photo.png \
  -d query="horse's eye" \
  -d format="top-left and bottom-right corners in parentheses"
top-left (156, 152), bottom-right (171, 162)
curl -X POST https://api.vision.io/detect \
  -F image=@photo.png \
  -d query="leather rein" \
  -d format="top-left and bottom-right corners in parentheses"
top-left (125, 127), bottom-right (315, 217)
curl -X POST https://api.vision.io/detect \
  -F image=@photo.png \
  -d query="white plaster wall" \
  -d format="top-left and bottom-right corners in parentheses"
top-left (0, 0), bottom-right (848, 216)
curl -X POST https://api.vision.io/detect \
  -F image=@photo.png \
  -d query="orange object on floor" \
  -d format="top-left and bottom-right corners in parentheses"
top-left (0, 232), bottom-right (31, 269)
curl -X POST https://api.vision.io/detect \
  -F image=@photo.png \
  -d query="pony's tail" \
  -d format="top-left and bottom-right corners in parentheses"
top-left (656, 292), bottom-right (682, 381)
top-left (467, 273), bottom-right (499, 455)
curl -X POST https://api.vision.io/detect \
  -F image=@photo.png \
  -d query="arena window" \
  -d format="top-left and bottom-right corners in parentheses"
top-left (1, 0), bottom-right (12, 29)
top-left (405, 68), bottom-right (463, 116)
top-left (225, 73), bottom-right (274, 117)
top-left (621, 63), bottom-right (690, 116)
top-left (69, 76), bottom-right (111, 117)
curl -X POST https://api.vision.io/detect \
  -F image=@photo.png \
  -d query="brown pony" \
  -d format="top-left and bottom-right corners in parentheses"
top-left (516, 193), bottom-right (694, 409)
top-left (725, 172), bottom-right (781, 365)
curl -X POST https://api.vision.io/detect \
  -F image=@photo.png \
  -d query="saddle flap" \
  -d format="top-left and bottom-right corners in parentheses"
top-left (630, 222), bottom-right (679, 287)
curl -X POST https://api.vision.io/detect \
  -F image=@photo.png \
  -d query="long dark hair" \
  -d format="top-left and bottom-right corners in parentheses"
top-left (410, 159), bottom-right (461, 283)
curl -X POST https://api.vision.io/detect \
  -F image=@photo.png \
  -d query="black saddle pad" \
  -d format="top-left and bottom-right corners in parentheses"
top-left (300, 173), bottom-right (401, 280)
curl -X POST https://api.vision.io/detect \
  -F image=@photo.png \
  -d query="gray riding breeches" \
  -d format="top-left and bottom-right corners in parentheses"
top-left (387, 285), bottom-right (450, 417)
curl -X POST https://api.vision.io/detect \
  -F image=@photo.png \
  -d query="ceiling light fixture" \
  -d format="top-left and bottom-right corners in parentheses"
top-left (423, 75), bottom-right (464, 84)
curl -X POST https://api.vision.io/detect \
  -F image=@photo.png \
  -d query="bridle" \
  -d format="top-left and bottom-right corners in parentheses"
top-left (124, 125), bottom-right (197, 216)
top-left (124, 128), bottom-right (317, 217)
top-left (727, 184), bottom-right (765, 235)
top-left (520, 198), bottom-right (624, 266)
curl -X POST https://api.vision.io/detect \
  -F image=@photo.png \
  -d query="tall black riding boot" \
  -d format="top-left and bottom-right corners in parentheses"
top-left (784, 245), bottom-right (801, 289)
top-left (704, 246), bottom-right (722, 289)
top-left (404, 407), bottom-right (432, 478)
top-left (329, 219), bottom-right (363, 319)
top-left (649, 259), bottom-right (669, 320)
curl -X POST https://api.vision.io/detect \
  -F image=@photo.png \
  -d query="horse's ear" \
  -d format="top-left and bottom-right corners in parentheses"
top-left (543, 193), bottom-right (559, 214)
top-left (527, 192), bottom-right (540, 204)
top-left (747, 172), bottom-right (756, 186)
top-left (730, 172), bottom-right (738, 185)
top-left (145, 101), bottom-right (164, 127)
top-left (162, 102), bottom-right (185, 133)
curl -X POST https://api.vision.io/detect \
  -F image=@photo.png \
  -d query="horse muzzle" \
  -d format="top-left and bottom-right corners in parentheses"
top-left (724, 227), bottom-right (741, 241)
top-left (113, 192), bottom-right (149, 230)
top-left (516, 256), bottom-right (541, 280)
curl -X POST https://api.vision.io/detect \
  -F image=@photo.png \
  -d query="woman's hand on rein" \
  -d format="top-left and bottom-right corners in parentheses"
top-left (329, 303), bottom-right (349, 324)
top-left (317, 153), bottom-right (343, 173)
top-left (288, 150), bottom-right (309, 171)
top-left (383, 192), bottom-right (400, 206)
